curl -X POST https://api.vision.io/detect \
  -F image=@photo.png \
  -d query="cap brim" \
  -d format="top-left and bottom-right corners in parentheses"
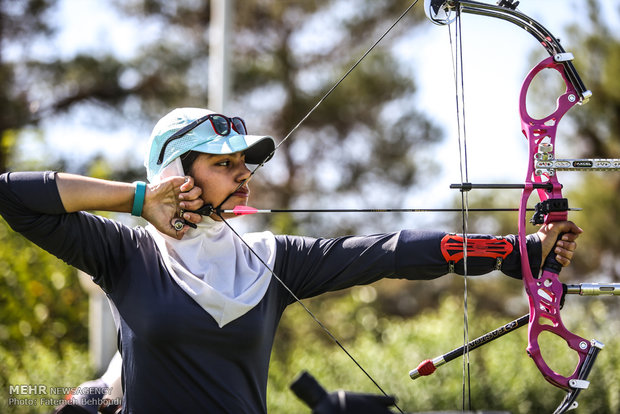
top-left (190, 134), bottom-right (276, 165)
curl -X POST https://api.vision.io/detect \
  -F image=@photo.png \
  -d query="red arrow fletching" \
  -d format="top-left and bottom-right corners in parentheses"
top-left (232, 205), bottom-right (259, 216)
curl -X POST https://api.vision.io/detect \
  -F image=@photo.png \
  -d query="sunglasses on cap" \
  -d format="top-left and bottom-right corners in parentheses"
top-left (157, 114), bottom-right (247, 165)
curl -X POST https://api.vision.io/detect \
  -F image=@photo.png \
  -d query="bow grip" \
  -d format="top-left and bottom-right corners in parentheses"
top-left (531, 197), bottom-right (570, 274)
top-left (542, 232), bottom-right (566, 274)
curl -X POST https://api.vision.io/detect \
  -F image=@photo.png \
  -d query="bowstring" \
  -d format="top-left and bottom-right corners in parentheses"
top-left (448, 6), bottom-right (472, 411)
top-left (211, 2), bottom-right (420, 411)
top-left (218, 213), bottom-right (405, 414)
top-left (218, 0), bottom-right (420, 208)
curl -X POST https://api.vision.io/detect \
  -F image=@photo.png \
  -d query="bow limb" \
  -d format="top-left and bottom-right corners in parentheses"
top-left (425, 0), bottom-right (591, 101)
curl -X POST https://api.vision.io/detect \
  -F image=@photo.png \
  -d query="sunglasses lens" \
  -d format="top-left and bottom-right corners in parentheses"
top-left (232, 118), bottom-right (247, 135)
top-left (210, 115), bottom-right (231, 135)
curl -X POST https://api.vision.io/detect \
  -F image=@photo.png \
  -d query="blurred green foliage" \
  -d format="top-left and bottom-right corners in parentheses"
top-left (1, 342), bottom-right (92, 413)
top-left (0, 218), bottom-right (88, 352)
top-left (1, 217), bottom-right (92, 413)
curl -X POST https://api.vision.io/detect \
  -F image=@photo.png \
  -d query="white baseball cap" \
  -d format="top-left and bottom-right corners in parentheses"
top-left (144, 107), bottom-right (276, 182)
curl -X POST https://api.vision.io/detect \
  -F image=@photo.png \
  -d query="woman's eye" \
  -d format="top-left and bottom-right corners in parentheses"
top-left (217, 160), bottom-right (230, 167)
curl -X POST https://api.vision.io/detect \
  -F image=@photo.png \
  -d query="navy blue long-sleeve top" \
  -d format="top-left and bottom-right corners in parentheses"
top-left (0, 172), bottom-right (540, 413)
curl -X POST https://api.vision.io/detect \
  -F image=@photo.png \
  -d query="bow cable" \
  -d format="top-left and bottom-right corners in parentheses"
top-left (447, 6), bottom-right (472, 410)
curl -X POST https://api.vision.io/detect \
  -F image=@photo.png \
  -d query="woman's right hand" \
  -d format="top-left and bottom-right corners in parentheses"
top-left (142, 176), bottom-right (204, 239)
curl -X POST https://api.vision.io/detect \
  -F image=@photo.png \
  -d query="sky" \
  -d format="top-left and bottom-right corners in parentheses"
top-left (20, 0), bottom-right (619, 225)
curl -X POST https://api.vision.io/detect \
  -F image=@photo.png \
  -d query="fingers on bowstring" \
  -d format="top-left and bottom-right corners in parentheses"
top-left (181, 184), bottom-right (202, 199)
top-left (179, 195), bottom-right (203, 212)
top-left (178, 178), bottom-right (203, 211)
top-left (172, 208), bottom-right (200, 230)
top-left (180, 211), bottom-right (202, 224)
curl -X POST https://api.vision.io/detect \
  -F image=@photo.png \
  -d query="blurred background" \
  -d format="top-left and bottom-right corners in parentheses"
top-left (1, 0), bottom-right (619, 412)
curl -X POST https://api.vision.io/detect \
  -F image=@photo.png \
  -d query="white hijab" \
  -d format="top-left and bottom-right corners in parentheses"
top-left (146, 158), bottom-right (276, 327)
top-left (146, 219), bottom-right (276, 327)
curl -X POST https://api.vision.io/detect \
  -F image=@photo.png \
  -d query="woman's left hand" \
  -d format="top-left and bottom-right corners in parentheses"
top-left (537, 220), bottom-right (583, 268)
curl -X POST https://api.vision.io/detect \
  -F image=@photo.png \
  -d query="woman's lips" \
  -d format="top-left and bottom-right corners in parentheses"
top-left (232, 187), bottom-right (249, 198)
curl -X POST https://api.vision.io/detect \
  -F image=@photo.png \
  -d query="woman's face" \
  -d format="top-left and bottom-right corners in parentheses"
top-left (188, 151), bottom-right (251, 220)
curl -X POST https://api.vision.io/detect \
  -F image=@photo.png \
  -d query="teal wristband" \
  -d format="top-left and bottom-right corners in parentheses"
top-left (132, 181), bottom-right (147, 216)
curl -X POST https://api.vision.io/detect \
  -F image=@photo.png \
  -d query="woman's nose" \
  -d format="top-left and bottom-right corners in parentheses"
top-left (236, 162), bottom-right (251, 181)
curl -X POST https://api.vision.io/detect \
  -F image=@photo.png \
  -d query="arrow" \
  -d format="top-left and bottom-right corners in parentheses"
top-left (408, 283), bottom-right (619, 380)
top-left (222, 205), bottom-right (558, 216)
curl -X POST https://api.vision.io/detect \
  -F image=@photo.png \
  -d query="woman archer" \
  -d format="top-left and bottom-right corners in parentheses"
top-left (0, 107), bottom-right (581, 413)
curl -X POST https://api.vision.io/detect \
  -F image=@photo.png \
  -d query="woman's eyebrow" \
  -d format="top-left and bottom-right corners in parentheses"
top-left (214, 152), bottom-right (246, 160)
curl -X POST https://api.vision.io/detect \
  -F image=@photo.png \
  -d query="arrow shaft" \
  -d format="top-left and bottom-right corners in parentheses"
top-left (224, 207), bottom-right (546, 216)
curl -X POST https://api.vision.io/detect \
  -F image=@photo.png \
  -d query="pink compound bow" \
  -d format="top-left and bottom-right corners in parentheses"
top-left (424, 1), bottom-right (611, 412)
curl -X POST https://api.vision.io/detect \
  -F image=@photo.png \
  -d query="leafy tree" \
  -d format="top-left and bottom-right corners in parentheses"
top-left (0, 219), bottom-right (87, 352)
top-left (1, 0), bottom-right (195, 174)
top-left (109, 0), bottom-right (439, 236)
top-left (0, 0), bottom-right (55, 172)
top-left (0, 214), bottom-right (92, 412)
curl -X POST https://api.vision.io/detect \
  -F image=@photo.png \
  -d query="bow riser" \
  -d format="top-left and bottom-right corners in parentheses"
top-left (518, 56), bottom-right (592, 390)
